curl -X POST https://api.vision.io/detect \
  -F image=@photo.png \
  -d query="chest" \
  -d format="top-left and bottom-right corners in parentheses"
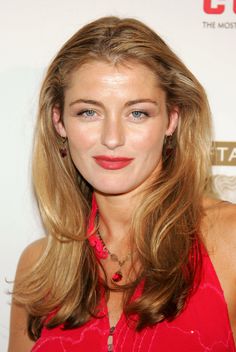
top-left (106, 291), bottom-right (124, 328)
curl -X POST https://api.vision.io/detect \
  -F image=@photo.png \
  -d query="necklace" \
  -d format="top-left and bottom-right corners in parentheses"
top-left (96, 230), bottom-right (131, 283)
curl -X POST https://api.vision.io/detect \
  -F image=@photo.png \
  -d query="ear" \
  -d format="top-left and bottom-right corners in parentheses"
top-left (52, 106), bottom-right (67, 138)
top-left (166, 107), bottom-right (179, 136)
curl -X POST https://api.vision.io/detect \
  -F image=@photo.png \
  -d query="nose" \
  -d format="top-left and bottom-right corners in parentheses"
top-left (101, 116), bottom-right (125, 150)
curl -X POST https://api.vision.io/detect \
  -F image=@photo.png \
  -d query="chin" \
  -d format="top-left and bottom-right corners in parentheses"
top-left (94, 187), bottom-right (132, 196)
top-left (92, 181), bottom-right (138, 196)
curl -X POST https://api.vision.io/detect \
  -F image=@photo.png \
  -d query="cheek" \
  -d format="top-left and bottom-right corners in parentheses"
top-left (66, 126), bottom-right (95, 154)
top-left (131, 126), bottom-right (165, 154)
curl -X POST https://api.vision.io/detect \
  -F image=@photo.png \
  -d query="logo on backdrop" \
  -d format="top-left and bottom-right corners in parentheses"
top-left (202, 0), bottom-right (236, 29)
top-left (211, 141), bottom-right (236, 166)
top-left (203, 0), bottom-right (236, 14)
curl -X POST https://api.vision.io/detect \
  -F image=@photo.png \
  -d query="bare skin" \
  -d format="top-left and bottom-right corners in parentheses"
top-left (8, 197), bottom-right (236, 351)
top-left (8, 239), bottom-right (47, 352)
top-left (200, 198), bottom-right (236, 343)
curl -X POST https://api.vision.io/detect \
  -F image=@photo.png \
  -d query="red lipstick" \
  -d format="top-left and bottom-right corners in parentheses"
top-left (93, 155), bottom-right (134, 170)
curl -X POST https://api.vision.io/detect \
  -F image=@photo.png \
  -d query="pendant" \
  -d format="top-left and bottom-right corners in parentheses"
top-left (112, 271), bottom-right (123, 282)
top-left (59, 147), bottom-right (67, 158)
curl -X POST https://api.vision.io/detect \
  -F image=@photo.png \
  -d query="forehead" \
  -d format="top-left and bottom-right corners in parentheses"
top-left (65, 60), bottom-right (164, 101)
top-left (67, 60), bottom-right (159, 88)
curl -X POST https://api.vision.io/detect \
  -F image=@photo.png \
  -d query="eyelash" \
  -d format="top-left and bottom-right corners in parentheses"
top-left (76, 109), bottom-right (150, 120)
top-left (131, 111), bottom-right (149, 120)
top-left (77, 109), bottom-right (96, 118)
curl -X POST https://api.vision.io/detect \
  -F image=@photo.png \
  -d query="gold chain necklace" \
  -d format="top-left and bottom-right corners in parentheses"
top-left (97, 230), bottom-right (131, 283)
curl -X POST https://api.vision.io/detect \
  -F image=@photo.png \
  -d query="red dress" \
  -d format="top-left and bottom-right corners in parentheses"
top-left (31, 199), bottom-right (235, 351)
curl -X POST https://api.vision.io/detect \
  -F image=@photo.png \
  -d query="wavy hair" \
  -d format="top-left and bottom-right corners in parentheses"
top-left (13, 16), bottom-right (213, 339)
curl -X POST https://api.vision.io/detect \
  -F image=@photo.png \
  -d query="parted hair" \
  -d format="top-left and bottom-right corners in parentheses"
top-left (13, 16), bottom-right (213, 339)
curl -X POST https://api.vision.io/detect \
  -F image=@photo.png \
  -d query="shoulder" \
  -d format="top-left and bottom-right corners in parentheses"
top-left (200, 196), bottom-right (236, 279)
top-left (201, 198), bottom-right (236, 340)
top-left (8, 238), bottom-right (48, 352)
top-left (201, 197), bottom-right (236, 243)
top-left (16, 237), bottom-right (48, 276)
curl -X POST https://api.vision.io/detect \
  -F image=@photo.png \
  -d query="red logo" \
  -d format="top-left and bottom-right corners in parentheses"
top-left (203, 0), bottom-right (236, 14)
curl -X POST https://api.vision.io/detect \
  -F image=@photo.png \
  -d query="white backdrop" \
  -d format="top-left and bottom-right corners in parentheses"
top-left (1, 0), bottom-right (235, 350)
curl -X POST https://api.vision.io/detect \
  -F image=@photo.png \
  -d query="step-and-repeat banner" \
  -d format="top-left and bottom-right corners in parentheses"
top-left (0, 0), bottom-right (235, 349)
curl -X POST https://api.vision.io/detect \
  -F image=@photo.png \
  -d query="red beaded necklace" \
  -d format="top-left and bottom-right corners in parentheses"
top-left (87, 195), bottom-right (131, 283)
top-left (88, 229), bottom-right (131, 283)
top-left (97, 230), bottom-right (131, 282)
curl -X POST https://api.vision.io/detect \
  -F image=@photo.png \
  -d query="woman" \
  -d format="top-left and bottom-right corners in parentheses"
top-left (8, 16), bottom-right (236, 351)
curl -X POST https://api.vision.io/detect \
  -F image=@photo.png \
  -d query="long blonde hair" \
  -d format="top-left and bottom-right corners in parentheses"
top-left (13, 16), bottom-right (213, 338)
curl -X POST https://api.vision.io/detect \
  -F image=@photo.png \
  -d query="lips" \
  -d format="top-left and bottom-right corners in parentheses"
top-left (93, 155), bottom-right (134, 170)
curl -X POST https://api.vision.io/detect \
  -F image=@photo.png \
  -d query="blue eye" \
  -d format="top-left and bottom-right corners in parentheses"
top-left (132, 111), bottom-right (142, 118)
top-left (76, 109), bottom-right (97, 119)
top-left (131, 111), bottom-right (149, 119)
top-left (82, 109), bottom-right (95, 117)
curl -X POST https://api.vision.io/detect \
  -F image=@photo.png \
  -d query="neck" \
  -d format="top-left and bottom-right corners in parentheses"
top-left (94, 191), bottom-right (139, 247)
top-left (92, 190), bottom-right (143, 284)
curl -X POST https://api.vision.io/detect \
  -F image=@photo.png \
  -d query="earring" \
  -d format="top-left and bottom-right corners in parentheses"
top-left (59, 137), bottom-right (67, 158)
top-left (164, 134), bottom-right (174, 159)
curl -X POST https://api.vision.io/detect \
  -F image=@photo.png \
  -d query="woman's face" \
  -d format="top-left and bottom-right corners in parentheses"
top-left (53, 60), bottom-right (178, 195)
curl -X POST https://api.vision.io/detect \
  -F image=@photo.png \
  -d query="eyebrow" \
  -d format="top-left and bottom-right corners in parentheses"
top-left (69, 98), bottom-right (159, 108)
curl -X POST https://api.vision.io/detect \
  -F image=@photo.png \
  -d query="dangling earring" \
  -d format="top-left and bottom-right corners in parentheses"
top-left (59, 137), bottom-right (67, 158)
top-left (164, 134), bottom-right (174, 159)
